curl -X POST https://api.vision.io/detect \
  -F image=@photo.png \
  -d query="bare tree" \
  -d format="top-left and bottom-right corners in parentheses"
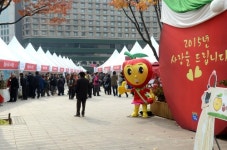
top-left (0, 0), bottom-right (72, 25)
top-left (109, 0), bottom-right (162, 62)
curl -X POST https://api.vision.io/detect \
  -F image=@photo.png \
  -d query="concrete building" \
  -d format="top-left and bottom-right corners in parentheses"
top-left (0, 2), bottom-right (15, 44)
top-left (16, 0), bottom-right (161, 71)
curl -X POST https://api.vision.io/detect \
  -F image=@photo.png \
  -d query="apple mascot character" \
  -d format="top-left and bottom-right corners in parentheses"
top-left (122, 51), bottom-right (154, 118)
top-left (159, 0), bottom-right (227, 135)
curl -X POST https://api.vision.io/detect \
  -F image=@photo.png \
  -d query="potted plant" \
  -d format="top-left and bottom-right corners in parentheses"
top-left (150, 77), bottom-right (174, 120)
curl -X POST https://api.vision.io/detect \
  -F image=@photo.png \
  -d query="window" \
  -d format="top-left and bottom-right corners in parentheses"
top-left (49, 31), bottom-right (55, 36)
top-left (65, 32), bottom-right (70, 36)
top-left (81, 26), bottom-right (86, 30)
top-left (110, 22), bottom-right (114, 26)
top-left (74, 32), bottom-right (78, 36)
top-left (110, 27), bottom-right (114, 32)
top-left (57, 31), bottom-right (63, 36)
top-left (81, 32), bottom-right (86, 36)
top-left (103, 27), bottom-right (108, 31)
top-left (96, 21), bottom-right (100, 26)
top-left (103, 21), bottom-right (107, 26)
top-left (103, 15), bottom-right (107, 20)
top-left (42, 31), bottom-right (47, 35)
top-left (65, 25), bottom-right (70, 30)
top-left (88, 15), bottom-right (92, 19)
top-left (74, 26), bottom-right (78, 30)
top-left (132, 33), bottom-right (136, 38)
top-left (96, 32), bottom-right (100, 37)
top-left (89, 32), bottom-right (93, 36)
top-left (33, 30), bottom-right (38, 35)
top-left (89, 21), bottom-right (93, 25)
top-left (96, 27), bottom-right (100, 31)
top-left (58, 26), bottom-right (62, 30)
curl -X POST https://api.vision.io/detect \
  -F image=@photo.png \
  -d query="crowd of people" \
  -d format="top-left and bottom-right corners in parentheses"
top-left (5, 70), bottom-right (133, 116)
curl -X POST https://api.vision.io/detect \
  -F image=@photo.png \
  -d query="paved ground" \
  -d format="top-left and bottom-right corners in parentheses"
top-left (0, 88), bottom-right (226, 150)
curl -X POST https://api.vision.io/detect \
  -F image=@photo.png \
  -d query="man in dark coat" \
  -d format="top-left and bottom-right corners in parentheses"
top-left (20, 73), bottom-right (28, 100)
top-left (7, 73), bottom-right (19, 102)
top-left (75, 72), bottom-right (89, 117)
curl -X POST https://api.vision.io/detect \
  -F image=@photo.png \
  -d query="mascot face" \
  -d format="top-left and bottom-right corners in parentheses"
top-left (123, 58), bottom-right (153, 88)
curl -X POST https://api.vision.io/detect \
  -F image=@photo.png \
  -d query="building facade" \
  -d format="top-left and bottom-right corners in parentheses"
top-left (0, 2), bottom-right (15, 44)
top-left (17, 0), bottom-right (161, 71)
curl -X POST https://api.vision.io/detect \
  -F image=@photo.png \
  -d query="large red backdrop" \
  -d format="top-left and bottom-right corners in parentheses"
top-left (159, 11), bottom-right (227, 135)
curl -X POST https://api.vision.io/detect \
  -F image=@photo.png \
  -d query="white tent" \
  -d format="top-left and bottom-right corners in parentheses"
top-left (52, 53), bottom-right (65, 73)
top-left (141, 36), bottom-right (159, 63)
top-left (0, 38), bottom-right (19, 70)
top-left (96, 49), bottom-right (119, 73)
top-left (8, 36), bottom-right (37, 71)
top-left (129, 41), bottom-right (143, 54)
top-left (45, 50), bottom-right (61, 72)
top-left (25, 43), bottom-right (50, 72)
top-left (112, 46), bottom-right (129, 71)
top-left (37, 46), bottom-right (59, 73)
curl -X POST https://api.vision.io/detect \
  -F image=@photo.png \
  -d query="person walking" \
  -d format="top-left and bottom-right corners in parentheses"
top-left (34, 71), bottom-right (41, 99)
top-left (57, 75), bottom-right (65, 96)
top-left (43, 75), bottom-right (50, 96)
top-left (93, 72), bottom-right (100, 96)
top-left (7, 73), bottom-right (19, 102)
top-left (85, 71), bottom-right (93, 98)
top-left (68, 74), bottom-right (76, 99)
top-left (104, 74), bottom-right (111, 95)
top-left (19, 73), bottom-right (28, 100)
top-left (111, 71), bottom-right (118, 96)
top-left (75, 72), bottom-right (89, 117)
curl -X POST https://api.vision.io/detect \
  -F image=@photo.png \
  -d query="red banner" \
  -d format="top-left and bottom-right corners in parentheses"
top-left (24, 63), bottom-right (37, 71)
top-left (0, 59), bottom-right (19, 70)
top-left (97, 68), bottom-right (103, 72)
top-left (113, 65), bottom-right (121, 71)
top-left (59, 68), bottom-right (64, 73)
top-left (104, 66), bottom-right (111, 71)
top-left (52, 66), bottom-right (58, 72)
top-left (41, 65), bottom-right (49, 72)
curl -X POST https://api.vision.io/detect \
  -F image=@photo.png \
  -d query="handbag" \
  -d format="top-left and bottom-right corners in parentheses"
top-left (206, 71), bottom-right (227, 121)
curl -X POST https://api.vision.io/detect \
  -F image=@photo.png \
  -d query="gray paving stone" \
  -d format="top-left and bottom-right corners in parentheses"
top-left (0, 88), bottom-right (226, 150)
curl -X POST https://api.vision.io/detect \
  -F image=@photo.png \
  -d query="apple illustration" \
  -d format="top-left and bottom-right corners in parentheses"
top-left (159, 0), bottom-right (227, 135)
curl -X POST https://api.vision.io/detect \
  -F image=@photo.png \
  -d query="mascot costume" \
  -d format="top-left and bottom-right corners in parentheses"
top-left (121, 51), bottom-right (155, 118)
top-left (159, 0), bottom-right (227, 135)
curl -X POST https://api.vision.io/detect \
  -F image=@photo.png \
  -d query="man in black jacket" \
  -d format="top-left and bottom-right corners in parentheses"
top-left (75, 72), bottom-right (89, 117)
top-left (20, 73), bottom-right (28, 100)
top-left (7, 73), bottom-right (19, 102)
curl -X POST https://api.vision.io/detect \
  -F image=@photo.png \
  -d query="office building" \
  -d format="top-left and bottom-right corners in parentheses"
top-left (0, 2), bottom-right (15, 44)
top-left (16, 0), bottom-right (161, 70)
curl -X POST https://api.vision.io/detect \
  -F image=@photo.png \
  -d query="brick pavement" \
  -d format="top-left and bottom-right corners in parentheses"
top-left (0, 89), bottom-right (226, 150)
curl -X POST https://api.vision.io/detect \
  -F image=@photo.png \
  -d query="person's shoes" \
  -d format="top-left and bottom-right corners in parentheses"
top-left (7, 100), bottom-right (13, 102)
top-left (74, 114), bottom-right (80, 117)
top-left (97, 95), bottom-right (101, 96)
top-left (118, 95), bottom-right (121, 97)
top-left (82, 114), bottom-right (85, 117)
